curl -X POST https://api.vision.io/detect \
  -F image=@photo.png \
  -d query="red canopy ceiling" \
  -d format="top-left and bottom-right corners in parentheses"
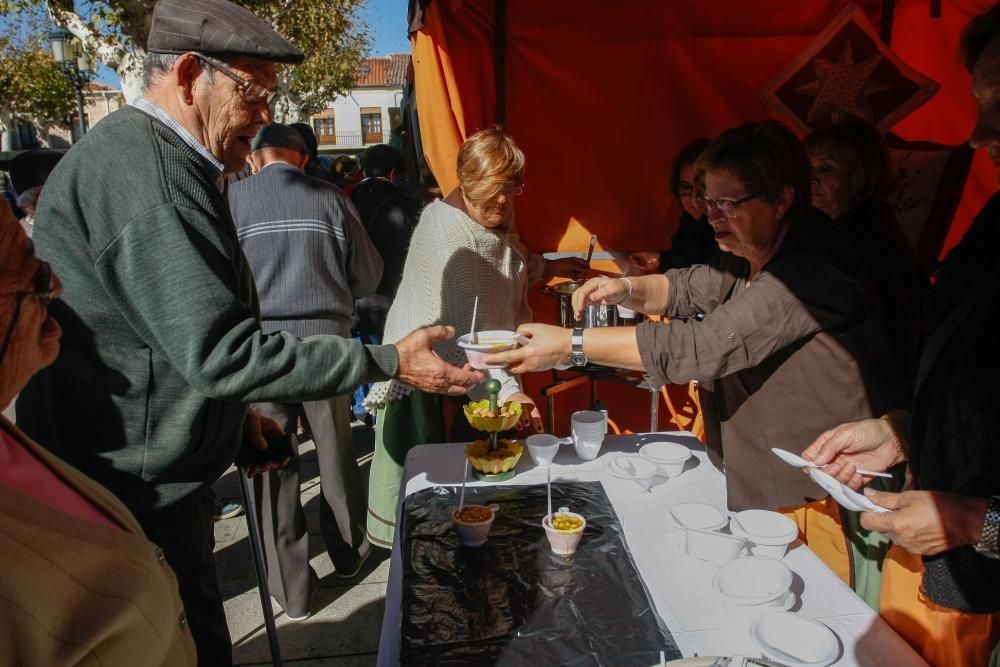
top-left (411, 0), bottom-right (992, 260)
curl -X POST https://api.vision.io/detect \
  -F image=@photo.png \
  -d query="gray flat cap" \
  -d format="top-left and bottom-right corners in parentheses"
top-left (147, 0), bottom-right (304, 64)
top-left (251, 123), bottom-right (309, 154)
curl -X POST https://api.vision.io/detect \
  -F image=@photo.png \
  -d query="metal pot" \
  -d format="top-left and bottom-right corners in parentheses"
top-left (542, 279), bottom-right (643, 328)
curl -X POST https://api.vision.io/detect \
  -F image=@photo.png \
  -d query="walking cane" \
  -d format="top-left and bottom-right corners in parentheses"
top-left (238, 467), bottom-right (283, 666)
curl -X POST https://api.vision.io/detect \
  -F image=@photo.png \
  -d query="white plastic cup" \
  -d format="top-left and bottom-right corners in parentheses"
top-left (542, 507), bottom-right (586, 555)
top-left (571, 411), bottom-right (606, 460)
top-left (571, 410), bottom-right (607, 436)
top-left (452, 504), bottom-right (499, 547)
top-left (526, 434), bottom-right (561, 466)
top-left (573, 438), bottom-right (603, 461)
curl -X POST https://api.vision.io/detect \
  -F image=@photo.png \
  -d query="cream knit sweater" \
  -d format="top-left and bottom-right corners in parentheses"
top-left (365, 200), bottom-right (544, 409)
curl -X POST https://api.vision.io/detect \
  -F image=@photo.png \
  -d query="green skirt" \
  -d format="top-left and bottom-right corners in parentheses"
top-left (366, 390), bottom-right (444, 548)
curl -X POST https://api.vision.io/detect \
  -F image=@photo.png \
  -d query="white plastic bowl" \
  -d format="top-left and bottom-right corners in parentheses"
top-left (669, 503), bottom-right (742, 565)
top-left (526, 434), bottom-right (562, 466)
top-left (640, 441), bottom-right (692, 477)
top-left (713, 556), bottom-right (793, 606)
top-left (750, 611), bottom-right (840, 666)
top-left (669, 502), bottom-right (728, 531)
top-left (457, 330), bottom-right (517, 369)
top-left (684, 526), bottom-right (747, 565)
top-left (730, 509), bottom-right (799, 559)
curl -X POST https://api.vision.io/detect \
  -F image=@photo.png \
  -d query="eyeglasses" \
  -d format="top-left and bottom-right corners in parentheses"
top-left (503, 182), bottom-right (525, 197)
top-left (702, 193), bottom-right (758, 219)
top-left (16, 260), bottom-right (56, 306)
top-left (677, 181), bottom-right (694, 196)
top-left (0, 260), bottom-right (55, 364)
top-left (192, 53), bottom-right (276, 105)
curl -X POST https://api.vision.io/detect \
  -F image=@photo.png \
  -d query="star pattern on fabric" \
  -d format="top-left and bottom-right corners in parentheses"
top-left (796, 41), bottom-right (893, 123)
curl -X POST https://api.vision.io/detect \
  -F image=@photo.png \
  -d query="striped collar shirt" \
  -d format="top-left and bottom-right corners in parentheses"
top-left (132, 98), bottom-right (225, 182)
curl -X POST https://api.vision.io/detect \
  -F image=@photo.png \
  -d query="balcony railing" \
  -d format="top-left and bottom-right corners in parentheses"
top-left (316, 130), bottom-right (384, 147)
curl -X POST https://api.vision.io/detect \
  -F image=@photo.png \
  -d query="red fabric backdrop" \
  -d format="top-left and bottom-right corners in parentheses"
top-left (411, 0), bottom-right (992, 434)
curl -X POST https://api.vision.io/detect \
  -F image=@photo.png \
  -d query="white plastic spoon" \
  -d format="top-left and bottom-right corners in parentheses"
top-left (772, 447), bottom-right (892, 478)
top-left (458, 457), bottom-right (469, 512)
top-left (546, 465), bottom-right (552, 521)
top-left (469, 296), bottom-right (480, 344)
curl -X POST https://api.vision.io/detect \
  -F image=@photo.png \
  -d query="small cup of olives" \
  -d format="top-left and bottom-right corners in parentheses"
top-left (542, 506), bottom-right (586, 556)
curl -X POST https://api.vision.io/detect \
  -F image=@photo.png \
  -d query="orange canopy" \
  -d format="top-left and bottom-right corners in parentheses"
top-left (412, 0), bottom-right (991, 257)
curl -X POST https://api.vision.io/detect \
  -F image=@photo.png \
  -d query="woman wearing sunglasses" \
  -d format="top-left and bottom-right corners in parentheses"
top-left (0, 200), bottom-right (196, 664)
top-left (490, 121), bottom-right (896, 598)
top-left (363, 126), bottom-right (586, 548)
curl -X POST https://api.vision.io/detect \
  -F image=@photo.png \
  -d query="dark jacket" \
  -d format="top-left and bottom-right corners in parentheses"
top-left (637, 209), bottom-right (895, 510)
top-left (657, 212), bottom-right (718, 270)
top-left (839, 199), bottom-right (927, 385)
top-left (350, 177), bottom-right (420, 338)
top-left (16, 106), bottom-right (398, 515)
top-left (908, 193), bottom-right (1000, 613)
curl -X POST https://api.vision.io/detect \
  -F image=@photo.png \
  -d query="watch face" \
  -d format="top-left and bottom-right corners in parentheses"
top-left (570, 352), bottom-right (587, 367)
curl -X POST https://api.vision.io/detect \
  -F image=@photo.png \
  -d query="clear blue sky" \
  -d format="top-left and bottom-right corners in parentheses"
top-left (96, 0), bottom-right (410, 85)
top-left (366, 0), bottom-right (411, 56)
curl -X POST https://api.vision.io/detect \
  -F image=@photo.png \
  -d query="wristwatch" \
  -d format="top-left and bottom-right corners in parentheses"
top-left (974, 495), bottom-right (1000, 559)
top-left (569, 327), bottom-right (588, 367)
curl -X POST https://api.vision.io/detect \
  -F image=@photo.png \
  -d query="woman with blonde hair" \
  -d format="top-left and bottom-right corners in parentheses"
top-left (364, 127), bottom-right (584, 547)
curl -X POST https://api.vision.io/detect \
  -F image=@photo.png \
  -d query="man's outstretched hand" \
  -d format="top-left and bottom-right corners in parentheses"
top-left (395, 325), bottom-right (485, 395)
top-left (240, 410), bottom-right (291, 476)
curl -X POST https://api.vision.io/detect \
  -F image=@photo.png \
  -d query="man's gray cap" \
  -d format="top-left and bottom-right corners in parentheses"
top-left (251, 123), bottom-right (309, 153)
top-left (147, 0), bottom-right (304, 64)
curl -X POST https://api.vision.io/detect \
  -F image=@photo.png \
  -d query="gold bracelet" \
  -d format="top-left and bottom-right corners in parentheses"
top-left (880, 414), bottom-right (905, 466)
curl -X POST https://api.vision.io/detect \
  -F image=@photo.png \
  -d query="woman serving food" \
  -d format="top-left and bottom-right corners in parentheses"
top-left (488, 121), bottom-right (896, 594)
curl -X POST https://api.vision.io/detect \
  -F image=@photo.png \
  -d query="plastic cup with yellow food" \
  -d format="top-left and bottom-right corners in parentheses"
top-left (542, 506), bottom-right (586, 556)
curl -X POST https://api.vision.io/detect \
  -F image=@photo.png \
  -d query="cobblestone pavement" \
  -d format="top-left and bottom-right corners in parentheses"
top-left (212, 423), bottom-right (385, 666)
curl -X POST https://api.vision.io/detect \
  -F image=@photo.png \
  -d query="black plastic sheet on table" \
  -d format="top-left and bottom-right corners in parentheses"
top-left (399, 481), bottom-right (680, 666)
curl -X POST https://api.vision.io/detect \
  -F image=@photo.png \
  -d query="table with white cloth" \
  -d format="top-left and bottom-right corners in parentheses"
top-left (376, 432), bottom-right (927, 666)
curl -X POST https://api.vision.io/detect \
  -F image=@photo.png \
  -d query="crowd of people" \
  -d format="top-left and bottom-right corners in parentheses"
top-left (1, 0), bottom-right (999, 665)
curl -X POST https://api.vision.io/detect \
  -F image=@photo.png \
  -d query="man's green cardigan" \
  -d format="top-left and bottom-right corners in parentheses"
top-left (17, 106), bottom-right (398, 515)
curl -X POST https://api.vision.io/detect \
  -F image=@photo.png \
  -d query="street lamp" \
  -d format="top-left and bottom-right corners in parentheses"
top-left (49, 27), bottom-right (95, 142)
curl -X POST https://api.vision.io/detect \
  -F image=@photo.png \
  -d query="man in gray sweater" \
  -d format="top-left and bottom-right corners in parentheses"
top-left (228, 123), bottom-right (381, 619)
top-left (16, 0), bottom-right (482, 662)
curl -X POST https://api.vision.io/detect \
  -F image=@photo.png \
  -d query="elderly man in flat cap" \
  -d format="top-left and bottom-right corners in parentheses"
top-left (228, 123), bottom-right (382, 621)
top-left (15, 0), bottom-right (483, 663)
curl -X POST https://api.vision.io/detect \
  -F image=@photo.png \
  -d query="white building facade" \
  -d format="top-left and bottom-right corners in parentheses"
top-left (310, 53), bottom-right (408, 153)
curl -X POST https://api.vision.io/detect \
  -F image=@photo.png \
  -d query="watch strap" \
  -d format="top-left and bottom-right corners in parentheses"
top-left (570, 327), bottom-right (587, 366)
